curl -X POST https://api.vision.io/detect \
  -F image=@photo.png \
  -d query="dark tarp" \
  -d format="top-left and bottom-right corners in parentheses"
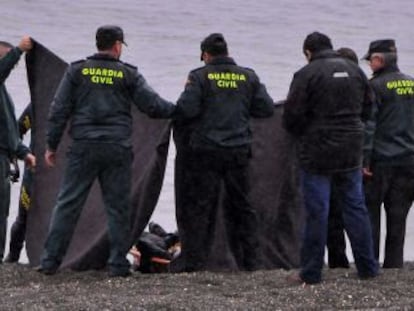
top-left (24, 41), bottom-right (303, 271)
top-left (25, 41), bottom-right (171, 270)
top-left (171, 105), bottom-right (303, 271)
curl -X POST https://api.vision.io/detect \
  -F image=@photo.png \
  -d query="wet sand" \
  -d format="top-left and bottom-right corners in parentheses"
top-left (1, 262), bottom-right (414, 310)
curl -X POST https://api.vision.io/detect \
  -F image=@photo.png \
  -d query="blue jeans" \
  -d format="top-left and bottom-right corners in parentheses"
top-left (299, 168), bottom-right (378, 284)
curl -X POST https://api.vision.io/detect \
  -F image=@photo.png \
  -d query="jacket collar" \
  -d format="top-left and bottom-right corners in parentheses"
top-left (208, 56), bottom-right (237, 66)
top-left (373, 63), bottom-right (400, 77)
top-left (309, 49), bottom-right (338, 62)
top-left (87, 53), bottom-right (119, 61)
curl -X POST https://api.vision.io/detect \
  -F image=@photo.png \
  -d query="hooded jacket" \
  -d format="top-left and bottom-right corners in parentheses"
top-left (283, 49), bottom-right (373, 173)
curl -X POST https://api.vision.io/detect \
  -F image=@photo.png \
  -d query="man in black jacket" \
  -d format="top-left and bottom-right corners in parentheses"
top-left (283, 32), bottom-right (378, 284)
top-left (38, 25), bottom-right (175, 276)
top-left (174, 33), bottom-right (274, 272)
top-left (0, 38), bottom-right (35, 264)
top-left (326, 47), bottom-right (360, 269)
top-left (362, 39), bottom-right (414, 268)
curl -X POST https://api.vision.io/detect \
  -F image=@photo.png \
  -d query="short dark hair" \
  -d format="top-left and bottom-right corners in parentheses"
top-left (303, 31), bottom-right (333, 54)
top-left (96, 25), bottom-right (126, 50)
top-left (200, 33), bottom-right (228, 60)
top-left (337, 47), bottom-right (358, 64)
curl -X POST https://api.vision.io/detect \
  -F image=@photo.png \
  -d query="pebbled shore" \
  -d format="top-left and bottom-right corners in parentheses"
top-left (1, 262), bottom-right (414, 310)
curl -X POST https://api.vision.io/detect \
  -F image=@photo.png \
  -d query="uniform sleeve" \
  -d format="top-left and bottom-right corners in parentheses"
top-left (359, 69), bottom-right (375, 123)
top-left (46, 68), bottom-right (76, 151)
top-left (249, 73), bottom-right (274, 118)
top-left (17, 103), bottom-right (32, 138)
top-left (0, 47), bottom-right (22, 84)
top-left (175, 71), bottom-right (203, 120)
top-left (15, 141), bottom-right (30, 160)
top-left (283, 71), bottom-right (310, 136)
top-left (362, 82), bottom-right (380, 168)
top-left (130, 70), bottom-right (176, 118)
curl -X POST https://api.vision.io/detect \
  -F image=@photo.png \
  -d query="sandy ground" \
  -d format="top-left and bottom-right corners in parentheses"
top-left (1, 262), bottom-right (414, 310)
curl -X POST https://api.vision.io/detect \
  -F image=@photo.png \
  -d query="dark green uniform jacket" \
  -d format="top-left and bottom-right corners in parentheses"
top-left (175, 56), bottom-right (274, 151)
top-left (363, 64), bottom-right (414, 167)
top-left (0, 47), bottom-right (30, 159)
top-left (47, 53), bottom-right (176, 150)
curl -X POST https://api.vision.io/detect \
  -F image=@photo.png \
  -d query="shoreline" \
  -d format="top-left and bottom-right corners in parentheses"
top-left (2, 262), bottom-right (414, 310)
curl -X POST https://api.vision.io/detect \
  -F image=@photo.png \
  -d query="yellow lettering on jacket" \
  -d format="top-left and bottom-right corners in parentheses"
top-left (20, 186), bottom-right (31, 210)
top-left (82, 67), bottom-right (124, 85)
top-left (207, 72), bottom-right (246, 89)
top-left (386, 79), bottom-right (414, 96)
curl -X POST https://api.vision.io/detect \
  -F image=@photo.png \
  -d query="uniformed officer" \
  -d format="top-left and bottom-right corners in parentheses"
top-left (0, 37), bottom-right (35, 264)
top-left (173, 33), bottom-right (274, 272)
top-left (5, 103), bottom-right (34, 263)
top-left (362, 39), bottom-right (414, 268)
top-left (37, 25), bottom-right (176, 276)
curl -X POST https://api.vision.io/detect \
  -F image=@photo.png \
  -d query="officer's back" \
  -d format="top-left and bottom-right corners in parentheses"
top-left (176, 33), bottom-right (274, 152)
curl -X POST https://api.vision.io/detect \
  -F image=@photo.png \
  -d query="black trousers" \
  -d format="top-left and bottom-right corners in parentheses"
top-left (327, 181), bottom-right (350, 268)
top-left (0, 154), bottom-right (11, 261)
top-left (364, 164), bottom-right (414, 268)
top-left (175, 149), bottom-right (260, 272)
top-left (7, 167), bottom-right (33, 261)
top-left (41, 142), bottom-right (132, 273)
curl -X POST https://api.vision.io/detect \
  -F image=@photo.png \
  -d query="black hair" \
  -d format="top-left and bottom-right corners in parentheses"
top-left (96, 40), bottom-right (114, 51)
top-left (303, 31), bottom-right (333, 54)
top-left (200, 33), bottom-right (228, 58)
top-left (337, 47), bottom-right (358, 64)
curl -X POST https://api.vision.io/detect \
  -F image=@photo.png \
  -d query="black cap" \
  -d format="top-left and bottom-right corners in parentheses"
top-left (362, 39), bottom-right (396, 60)
top-left (200, 33), bottom-right (228, 61)
top-left (96, 25), bottom-right (127, 49)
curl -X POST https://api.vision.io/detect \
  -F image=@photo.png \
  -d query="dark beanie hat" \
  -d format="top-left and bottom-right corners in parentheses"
top-left (96, 25), bottom-right (127, 49)
top-left (200, 33), bottom-right (228, 61)
top-left (362, 39), bottom-right (396, 60)
top-left (303, 31), bottom-right (333, 54)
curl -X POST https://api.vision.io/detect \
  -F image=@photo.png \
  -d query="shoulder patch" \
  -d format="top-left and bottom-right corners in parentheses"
top-left (71, 59), bottom-right (86, 65)
top-left (190, 65), bottom-right (206, 74)
top-left (241, 66), bottom-right (255, 73)
top-left (123, 62), bottom-right (137, 70)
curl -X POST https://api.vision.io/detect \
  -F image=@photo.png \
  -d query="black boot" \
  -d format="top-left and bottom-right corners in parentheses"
top-left (4, 252), bottom-right (19, 263)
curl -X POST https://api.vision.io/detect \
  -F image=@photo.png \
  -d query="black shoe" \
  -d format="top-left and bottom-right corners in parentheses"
top-left (359, 271), bottom-right (380, 280)
top-left (35, 265), bottom-right (58, 275)
top-left (4, 254), bottom-right (19, 263)
top-left (109, 269), bottom-right (132, 277)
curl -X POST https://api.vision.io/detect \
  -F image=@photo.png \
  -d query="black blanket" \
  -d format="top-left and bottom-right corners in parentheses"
top-left (25, 42), bottom-right (303, 271)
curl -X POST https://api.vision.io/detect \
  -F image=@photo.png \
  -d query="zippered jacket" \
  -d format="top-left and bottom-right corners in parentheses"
top-left (176, 56), bottom-right (274, 151)
top-left (363, 64), bottom-right (414, 167)
top-left (283, 49), bottom-right (373, 173)
top-left (47, 53), bottom-right (176, 150)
